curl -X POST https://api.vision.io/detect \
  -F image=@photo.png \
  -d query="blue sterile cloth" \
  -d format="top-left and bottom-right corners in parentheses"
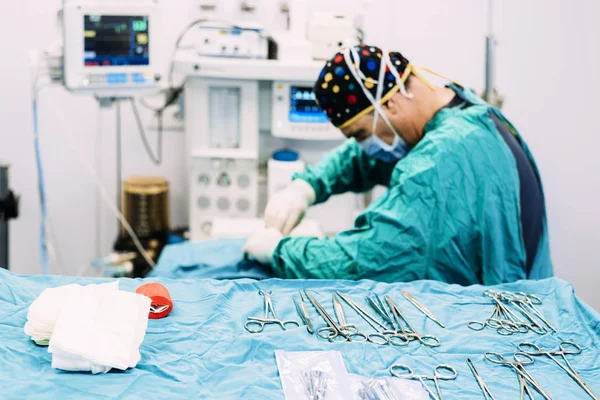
top-left (1, 270), bottom-right (599, 399)
top-left (150, 239), bottom-right (273, 280)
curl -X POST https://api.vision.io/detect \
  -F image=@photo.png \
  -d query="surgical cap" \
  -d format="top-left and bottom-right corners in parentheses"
top-left (314, 44), bottom-right (410, 129)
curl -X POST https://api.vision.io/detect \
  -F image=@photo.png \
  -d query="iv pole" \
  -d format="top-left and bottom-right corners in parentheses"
top-left (482, 0), bottom-right (504, 109)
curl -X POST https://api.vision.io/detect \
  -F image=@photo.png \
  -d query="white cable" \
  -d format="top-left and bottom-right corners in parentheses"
top-left (41, 97), bottom-right (156, 270)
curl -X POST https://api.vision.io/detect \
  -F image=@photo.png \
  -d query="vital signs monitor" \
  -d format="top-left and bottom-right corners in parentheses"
top-left (63, 1), bottom-right (160, 95)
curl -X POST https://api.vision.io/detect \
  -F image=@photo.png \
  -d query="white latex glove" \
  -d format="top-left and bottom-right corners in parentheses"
top-left (264, 179), bottom-right (316, 236)
top-left (243, 227), bottom-right (284, 265)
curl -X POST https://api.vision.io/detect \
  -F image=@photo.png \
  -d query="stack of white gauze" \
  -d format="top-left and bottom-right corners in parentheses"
top-left (24, 281), bottom-right (151, 374)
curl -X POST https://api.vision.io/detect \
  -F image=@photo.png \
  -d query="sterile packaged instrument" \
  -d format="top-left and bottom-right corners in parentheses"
top-left (275, 350), bottom-right (354, 400)
top-left (348, 374), bottom-right (429, 400)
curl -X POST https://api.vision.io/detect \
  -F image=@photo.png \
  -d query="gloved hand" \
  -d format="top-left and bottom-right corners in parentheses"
top-left (243, 227), bottom-right (284, 265)
top-left (264, 179), bottom-right (316, 236)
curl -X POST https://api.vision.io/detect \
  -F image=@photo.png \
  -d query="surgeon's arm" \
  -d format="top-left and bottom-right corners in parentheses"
top-left (271, 175), bottom-right (436, 282)
top-left (294, 139), bottom-right (396, 205)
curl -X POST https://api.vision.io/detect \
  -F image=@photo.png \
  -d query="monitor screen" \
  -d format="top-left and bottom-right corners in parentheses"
top-left (84, 15), bottom-right (149, 67)
top-left (289, 86), bottom-right (329, 123)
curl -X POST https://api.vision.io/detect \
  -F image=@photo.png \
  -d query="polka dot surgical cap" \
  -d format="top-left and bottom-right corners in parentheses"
top-left (313, 44), bottom-right (410, 129)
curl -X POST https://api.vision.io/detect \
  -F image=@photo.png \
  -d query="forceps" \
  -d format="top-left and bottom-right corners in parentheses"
top-left (469, 292), bottom-right (541, 335)
top-left (367, 295), bottom-right (395, 327)
top-left (466, 358), bottom-right (497, 400)
top-left (336, 292), bottom-right (393, 345)
top-left (385, 295), bottom-right (441, 347)
top-left (518, 341), bottom-right (597, 399)
top-left (501, 292), bottom-right (554, 333)
top-left (485, 352), bottom-right (552, 400)
top-left (304, 291), bottom-right (367, 342)
top-left (390, 364), bottom-right (457, 400)
top-left (245, 290), bottom-right (300, 333)
top-left (519, 374), bottom-right (536, 400)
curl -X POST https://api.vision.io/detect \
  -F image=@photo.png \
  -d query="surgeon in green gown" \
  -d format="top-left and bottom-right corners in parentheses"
top-left (244, 44), bottom-right (553, 285)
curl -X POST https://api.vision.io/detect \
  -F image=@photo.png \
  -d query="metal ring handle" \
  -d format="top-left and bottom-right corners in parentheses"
top-left (317, 326), bottom-right (337, 340)
top-left (389, 334), bottom-right (410, 346)
top-left (484, 352), bottom-right (506, 364)
top-left (496, 326), bottom-right (515, 336)
top-left (367, 333), bottom-right (389, 346)
top-left (417, 334), bottom-right (441, 347)
top-left (244, 320), bottom-right (265, 334)
top-left (434, 365), bottom-right (457, 380)
top-left (560, 341), bottom-right (582, 355)
top-left (348, 332), bottom-right (369, 343)
top-left (517, 342), bottom-right (542, 355)
top-left (390, 364), bottom-right (414, 378)
top-left (281, 320), bottom-right (300, 330)
top-left (468, 321), bottom-right (486, 331)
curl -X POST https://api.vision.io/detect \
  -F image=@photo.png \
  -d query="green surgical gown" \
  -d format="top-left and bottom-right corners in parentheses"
top-left (271, 85), bottom-right (553, 285)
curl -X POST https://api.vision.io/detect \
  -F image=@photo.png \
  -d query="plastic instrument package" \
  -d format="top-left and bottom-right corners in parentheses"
top-left (349, 374), bottom-right (429, 400)
top-left (275, 350), bottom-right (354, 400)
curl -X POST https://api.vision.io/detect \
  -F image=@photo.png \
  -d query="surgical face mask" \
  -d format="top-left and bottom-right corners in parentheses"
top-left (359, 130), bottom-right (410, 163)
top-left (344, 47), bottom-right (413, 163)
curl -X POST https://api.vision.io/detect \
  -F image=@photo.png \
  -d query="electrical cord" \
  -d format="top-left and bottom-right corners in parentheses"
top-left (130, 98), bottom-right (162, 165)
top-left (45, 97), bottom-right (157, 270)
top-left (138, 18), bottom-right (273, 118)
top-left (33, 65), bottom-right (157, 273)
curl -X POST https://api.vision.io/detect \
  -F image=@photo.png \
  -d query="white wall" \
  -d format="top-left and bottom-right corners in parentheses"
top-left (1, 1), bottom-right (599, 307)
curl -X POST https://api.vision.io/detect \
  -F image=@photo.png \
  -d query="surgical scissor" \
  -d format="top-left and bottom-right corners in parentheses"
top-left (304, 291), bottom-right (368, 342)
top-left (485, 352), bottom-right (552, 400)
top-left (245, 290), bottom-right (300, 333)
top-left (518, 341), bottom-right (597, 400)
top-left (385, 295), bottom-right (441, 347)
top-left (390, 364), bottom-right (457, 400)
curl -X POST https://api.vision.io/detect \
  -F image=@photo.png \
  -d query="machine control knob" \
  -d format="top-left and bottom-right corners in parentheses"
top-left (217, 172), bottom-right (231, 187)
